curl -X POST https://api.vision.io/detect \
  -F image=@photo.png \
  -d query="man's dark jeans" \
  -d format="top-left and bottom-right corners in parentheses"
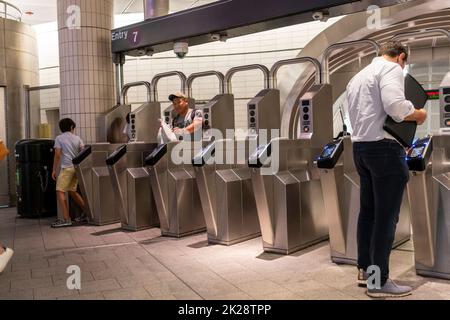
top-left (353, 139), bottom-right (409, 285)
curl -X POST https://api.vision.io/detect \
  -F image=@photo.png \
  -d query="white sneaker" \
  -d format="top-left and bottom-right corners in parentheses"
top-left (0, 247), bottom-right (14, 274)
top-left (51, 219), bottom-right (72, 228)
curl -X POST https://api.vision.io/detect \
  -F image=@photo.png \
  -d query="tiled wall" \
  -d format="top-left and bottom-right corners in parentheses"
top-left (57, 0), bottom-right (116, 143)
top-left (34, 14), bottom-right (342, 138)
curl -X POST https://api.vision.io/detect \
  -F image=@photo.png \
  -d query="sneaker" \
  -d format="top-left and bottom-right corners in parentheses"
top-left (74, 215), bottom-right (88, 223)
top-left (51, 219), bottom-right (72, 228)
top-left (367, 279), bottom-right (412, 298)
top-left (358, 269), bottom-right (369, 286)
top-left (0, 247), bottom-right (14, 274)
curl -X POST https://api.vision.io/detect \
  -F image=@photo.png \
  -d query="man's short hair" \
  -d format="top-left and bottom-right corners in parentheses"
top-left (59, 118), bottom-right (76, 133)
top-left (379, 41), bottom-right (409, 61)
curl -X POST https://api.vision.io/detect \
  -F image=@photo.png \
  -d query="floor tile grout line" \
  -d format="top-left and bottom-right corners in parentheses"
top-left (137, 241), bottom-right (206, 300)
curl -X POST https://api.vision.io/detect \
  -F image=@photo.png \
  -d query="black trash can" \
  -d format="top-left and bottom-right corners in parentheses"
top-left (15, 139), bottom-right (57, 218)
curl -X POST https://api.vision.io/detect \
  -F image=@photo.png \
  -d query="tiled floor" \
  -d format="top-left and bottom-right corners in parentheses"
top-left (1, 207), bottom-right (450, 300)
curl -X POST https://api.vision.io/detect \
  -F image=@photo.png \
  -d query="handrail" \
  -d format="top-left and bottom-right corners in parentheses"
top-left (0, 1), bottom-right (22, 22)
top-left (322, 39), bottom-right (380, 84)
top-left (225, 64), bottom-right (270, 94)
top-left (151, 71), bottom-right (187, 101)
top-left (270, 57), bottom-right (322, 87)
top-left (392, 28), bottom-right (450, 43)
top-left (186, 71), bottom-right (225, 98)
top-left (120, 81), bottom-right (152, 105)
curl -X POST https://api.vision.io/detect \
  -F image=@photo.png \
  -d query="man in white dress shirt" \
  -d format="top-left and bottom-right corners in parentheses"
top-left (347, 41), bottom-right (427, 298)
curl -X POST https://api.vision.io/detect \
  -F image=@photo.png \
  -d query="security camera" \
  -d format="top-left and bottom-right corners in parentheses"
top-left (174, 41), bottom-right (189, 59)
top-left (312, 11), bottom-right (329, 22)
top-left (210, 33), bottom-right (228, 42)
top-left (210, 33), bottom-right (221, 41)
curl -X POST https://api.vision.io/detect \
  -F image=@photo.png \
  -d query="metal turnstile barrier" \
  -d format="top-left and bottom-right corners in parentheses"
top-left (317, 137), bottom-right (412, 265)
top-left (146, 142), bottom-right (205, 237)
top-left (105, 81), bottom-right (164, 231)
top-left (122, 82), bottom-right (161, 143)
top-left (406, 135), bottom-right (450, 279)
top-left (144, 71), bottom-right (207, 237)
top-left (249, 57), bottom-right (332, 254)
top-left (73, 144), bottom-right (121, 225)
top-left (106, 143), bottom-right (160, 231)
top-left (407, 79), bottom-right (450, 279)
top-left (75, 81), bottom-right (160, 227)
top-left (192, 64), bottom-right (279, 245)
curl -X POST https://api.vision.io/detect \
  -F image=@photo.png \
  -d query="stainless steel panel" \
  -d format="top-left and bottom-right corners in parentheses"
top-left (320, 137), bottom-right (411, 265)
top-left (196, 86), bottom-right (281, 246)
top-left (75, 143), bottom-right (121, 226)
top-left (130, 101), bottom-right (161, 143)
top-left (108, 143), bottom-right (160, 231)
top-left (408, 135), bottom-right (450, 279)
top-left (148, 141), bottom-right (206, 238)
top-left (251, 85), bottom-right (333, 254)
top-left (97, 104), bottom-right (131, 143)
top-left (247, 89), bottom-right (280, 140)
top-left (202, 94), bottom-right (235, 140)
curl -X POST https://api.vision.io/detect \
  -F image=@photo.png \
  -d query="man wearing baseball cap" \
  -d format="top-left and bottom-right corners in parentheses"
top-left (168, 92), bottom-right (204, 139)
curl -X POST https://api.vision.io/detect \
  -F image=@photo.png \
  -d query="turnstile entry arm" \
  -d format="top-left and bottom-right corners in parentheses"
top-left (192, 142), bottom-right (216, 167)
top-left (406, 137), bottom-right (435, 267)
top-left (72, 146), bottom-right (94, 220)
top-left (151, 71), bottom-right (188, 102)
top-left (192, 142), bottom-right (218, 237)
top-left (317, 139), bottom-right (347, 255)
top-left (73, 145), bottom-right (92, 166)
top-left (322, 39), bottom-right (380, 84)
top-left (270, 57), bottom-right (322, 87)
top-left (225, 64), bottom-right (270, 94)
top-left (120, 81), bottom-right (152, 105)
top-left (106, 145), bottom-right (129, 225)
top-left (145, 144), bottom-right (170, 231)
top-left (247, 140), bottom-right (277, 245)
top-left (145, 144), bottom-right (168, 167)
top-left (248, 143), bottom-right (272, 169)
top-left (187, 71), bottom-right (225, 98)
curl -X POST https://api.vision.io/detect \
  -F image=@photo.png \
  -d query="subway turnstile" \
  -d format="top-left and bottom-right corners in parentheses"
top-left (146, 142), bottom-right (206, 237)
top-left (106, 143), bottom-right (159, 231)
top-left (249, 83), bottom-right (332, 254)
top-left (407, 135), bottom-right (450, 279)
top-left (105, 81), bottom-right (163, 231)
top-left (192, 65), bottom-right (279, 245)
top-left (407, 79), bottom-right (450, 281)
top-left (144, 71), bottom-right (220, 238)
top-left (74, 82), bottom-right (157, 225)
top-left (317, 137), bottom-right (411, 265)
top-left (73, 144), bottom-right (121, 225)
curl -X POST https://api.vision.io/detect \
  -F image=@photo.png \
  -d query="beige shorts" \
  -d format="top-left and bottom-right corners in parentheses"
top-left (56, 167), bottom-right (78, 193)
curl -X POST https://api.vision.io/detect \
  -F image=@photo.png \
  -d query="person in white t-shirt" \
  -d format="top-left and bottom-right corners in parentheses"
top-left (51, 118), bottom-right (86, 228)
